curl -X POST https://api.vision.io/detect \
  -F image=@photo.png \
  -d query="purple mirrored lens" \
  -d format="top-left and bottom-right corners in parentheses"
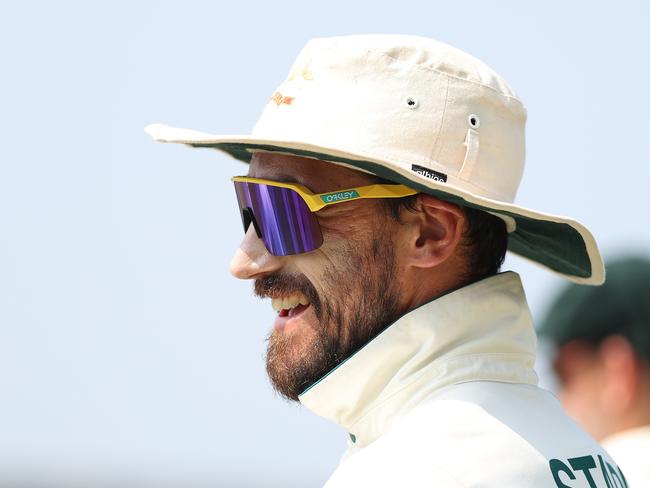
top-left (233, 181), bottom-right (323, 256)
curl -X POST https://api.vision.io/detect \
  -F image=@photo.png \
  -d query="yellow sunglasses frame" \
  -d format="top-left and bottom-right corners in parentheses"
top-left (231, 176), bottom-right (417, 212)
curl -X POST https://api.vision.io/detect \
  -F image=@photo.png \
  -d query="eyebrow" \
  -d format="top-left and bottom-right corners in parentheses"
top-left (246, 172), bottom-right (311, 189)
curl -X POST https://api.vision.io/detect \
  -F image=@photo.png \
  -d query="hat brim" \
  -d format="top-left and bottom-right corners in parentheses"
top-left (145, 123), bottom-right (604, 285)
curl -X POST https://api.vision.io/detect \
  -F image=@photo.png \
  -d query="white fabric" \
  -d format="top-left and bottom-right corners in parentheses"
top-left (299, 273), bottom-right (625, 487)
top-left (602, 426), bottom-right (650, 487)
top-left (252, 36), bottom-right (525, 203)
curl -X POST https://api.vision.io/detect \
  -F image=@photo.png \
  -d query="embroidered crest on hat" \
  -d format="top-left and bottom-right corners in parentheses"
top-left (270, 91), bottom-right (294, 106)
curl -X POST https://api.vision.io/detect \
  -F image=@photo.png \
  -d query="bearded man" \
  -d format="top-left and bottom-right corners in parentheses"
top-left (147, 35), bottom-right (625, 487)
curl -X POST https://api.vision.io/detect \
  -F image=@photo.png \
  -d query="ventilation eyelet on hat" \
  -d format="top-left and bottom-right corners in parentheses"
top-left (405, 97), bottom-right (419, 109)
top-left (468, 114), bottom-right (480, 128)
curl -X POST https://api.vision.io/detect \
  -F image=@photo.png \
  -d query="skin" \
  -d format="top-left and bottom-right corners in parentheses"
top-left (554, 336), bottom-right (650, 440)
top-left (230, 153), bottom-right (470, 401)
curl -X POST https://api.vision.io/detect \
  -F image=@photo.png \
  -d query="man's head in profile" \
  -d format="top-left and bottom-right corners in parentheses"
top-left (147, 36), bottom-right (620, 487)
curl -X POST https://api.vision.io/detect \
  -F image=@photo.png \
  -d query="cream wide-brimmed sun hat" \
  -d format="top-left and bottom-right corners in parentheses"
top-left (146, 35), bottom-right (604, 285)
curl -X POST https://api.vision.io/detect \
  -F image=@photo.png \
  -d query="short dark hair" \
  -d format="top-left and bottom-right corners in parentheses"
top-left (382, 195), bottom-right (508, 284)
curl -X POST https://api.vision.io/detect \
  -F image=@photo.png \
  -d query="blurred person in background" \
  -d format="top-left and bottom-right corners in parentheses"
top-left (148, 36), bottom-right (625, 487)
top-left (539, 256), bottom-right (650, 487)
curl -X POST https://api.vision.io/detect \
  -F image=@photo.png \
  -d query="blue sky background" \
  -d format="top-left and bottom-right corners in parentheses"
top-left (1, 1), bottom-right (649, 486)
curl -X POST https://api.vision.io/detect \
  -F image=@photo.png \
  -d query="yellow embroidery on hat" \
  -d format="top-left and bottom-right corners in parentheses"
top-left (287, 61), bottom-right (313, 82)
top-left (301, 64), bottom-right (313, 81)
top-left (270, 91), bottom-right (295, 106)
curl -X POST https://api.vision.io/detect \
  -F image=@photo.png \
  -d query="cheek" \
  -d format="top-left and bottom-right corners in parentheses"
top-left (290, 207), bottom-right (397, 307)
top-left (289, 253), bottom-right (331, 291)
top-left (317, 201), bottom-right (387, 238)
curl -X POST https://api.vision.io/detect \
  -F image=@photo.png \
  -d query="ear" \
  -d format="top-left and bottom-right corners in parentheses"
top-left (400, 194), bottom-right (466, 269)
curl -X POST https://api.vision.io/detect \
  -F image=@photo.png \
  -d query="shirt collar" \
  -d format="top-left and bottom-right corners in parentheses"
top-left (298, 272), bottom-right (538, 448)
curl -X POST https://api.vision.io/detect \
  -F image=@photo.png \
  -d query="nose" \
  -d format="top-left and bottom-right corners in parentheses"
top-left (229, 225), bottom-right (282, 280)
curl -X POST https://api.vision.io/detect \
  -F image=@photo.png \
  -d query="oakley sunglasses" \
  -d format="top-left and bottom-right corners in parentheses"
top-left (232, 176), bottom-right (417, 256)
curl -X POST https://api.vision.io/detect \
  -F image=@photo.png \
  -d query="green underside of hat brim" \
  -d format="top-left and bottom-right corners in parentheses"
top-left (191, 141), bottom-right (593, 281)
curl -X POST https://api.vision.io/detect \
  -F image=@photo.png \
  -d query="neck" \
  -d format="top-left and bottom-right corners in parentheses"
top-left (298, 272), bottom-right (538, 447)
top-left (400, 258), bottom-right (473, 314)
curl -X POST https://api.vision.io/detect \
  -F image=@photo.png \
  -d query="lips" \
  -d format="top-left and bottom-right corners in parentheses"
top-left (270, 291), bottom-right (312, 332)
top-left (279, 303), bottom-right (309, 318)
top-left (254, 274), bottom-right (319, 332)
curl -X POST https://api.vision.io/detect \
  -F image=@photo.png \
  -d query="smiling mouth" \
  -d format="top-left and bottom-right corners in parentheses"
top-left (271, 292), bottom-right (311, 318)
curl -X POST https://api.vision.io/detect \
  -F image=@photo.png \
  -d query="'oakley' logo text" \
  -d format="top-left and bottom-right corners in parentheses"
top-left (320, 190), bottom-right (360, 204)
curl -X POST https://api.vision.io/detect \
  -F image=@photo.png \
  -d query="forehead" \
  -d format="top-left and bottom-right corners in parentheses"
top-left (248, 152), bottom-right (380, 192)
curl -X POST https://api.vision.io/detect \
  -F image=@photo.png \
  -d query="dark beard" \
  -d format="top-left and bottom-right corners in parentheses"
top-left (255, 236), bottom-right (401, 401)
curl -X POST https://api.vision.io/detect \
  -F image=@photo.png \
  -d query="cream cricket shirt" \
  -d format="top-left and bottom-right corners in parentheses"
top-left (602, 426), bottom-right (650, 487)
top-left (299, 272), bottom-right (627, 487)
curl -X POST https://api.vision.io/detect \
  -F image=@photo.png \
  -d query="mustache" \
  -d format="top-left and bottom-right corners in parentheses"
top-left (254, 272), bottom-right (321, 315)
